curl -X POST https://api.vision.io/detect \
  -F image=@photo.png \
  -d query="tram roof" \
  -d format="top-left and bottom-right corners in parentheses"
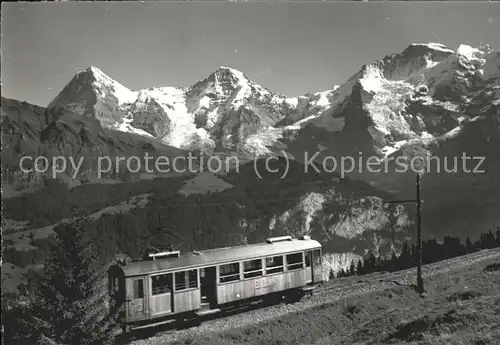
top-left (116, 238), bottom-right (322, 277)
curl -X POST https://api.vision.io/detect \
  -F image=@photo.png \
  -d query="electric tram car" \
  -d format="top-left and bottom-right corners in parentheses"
top-left (108, 235), bottom-right (323, 332)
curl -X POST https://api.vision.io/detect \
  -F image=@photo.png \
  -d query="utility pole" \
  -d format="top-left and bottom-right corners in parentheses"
top-left (384, 173), bottom-right (424, 294)
top-left (415, 174), bottom-right (423, 293)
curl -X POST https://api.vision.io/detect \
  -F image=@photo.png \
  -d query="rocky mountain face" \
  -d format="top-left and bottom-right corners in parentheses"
top-left (1, 98), bottom-right (193, 197)
top-left (243, 43), bottom-right (500, 241)
top-left (218, 157), bottom-right (412, 257)
top-left (275, 44), bottom-right (498, 171)
top-left (45, 65), bottom-right (342, 156)
top-left (2, 42), bottom-right (499, 271)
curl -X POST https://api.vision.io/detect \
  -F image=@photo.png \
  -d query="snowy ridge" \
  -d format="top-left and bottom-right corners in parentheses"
top-left (410, 42), bottom-right (455, 54)
top-left (275, 86), bottom-right (348, 131)
top-left (456, 44), bottom-right (485, 63)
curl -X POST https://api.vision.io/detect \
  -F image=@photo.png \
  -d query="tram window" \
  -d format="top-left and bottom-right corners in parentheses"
top-left (286, 252), bottom-right (304, 270)
top-left (111, 277), bottom-right (120, 293)
top-left (151, 273), bottom-right (172, 295)
top-left (132, 279), bottom-right (144, 299)
top-left (312, 249), bottom-right (322, 265)
top-left (175, 270), bottom-right (198, 291)
top-left (265, 255), bottom-right (284, 274)
top-left (243, 259), bottom-right (263, 279)
top-left (219, 262), bottom-right (240, 283)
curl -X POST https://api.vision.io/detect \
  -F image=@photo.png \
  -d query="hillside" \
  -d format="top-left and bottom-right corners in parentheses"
top-left (127, 248), bottom-right (500, 345)
top-left (2, 97), bottom-right (195, 197)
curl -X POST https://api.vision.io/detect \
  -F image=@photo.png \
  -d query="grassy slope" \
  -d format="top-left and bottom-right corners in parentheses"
top-left (171, 256), bottom-right (500, 345)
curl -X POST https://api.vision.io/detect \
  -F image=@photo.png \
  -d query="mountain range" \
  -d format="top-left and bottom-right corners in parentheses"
top-left (43, 63), bottom-right (343, 156)
top-left (2, 42), bottom-right (499, 282)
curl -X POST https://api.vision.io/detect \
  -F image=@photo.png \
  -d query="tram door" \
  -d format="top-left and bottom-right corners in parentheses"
top-left (127, 277), bottom-right (147, 321)
top-left (305, 251), bottom-right (313, 284)
top-left (109, 271), bottom-right (126, 305)
top-left (312, 249), bottom-right (323, 283)
top-left (200, 266), bottom-right (217, 307)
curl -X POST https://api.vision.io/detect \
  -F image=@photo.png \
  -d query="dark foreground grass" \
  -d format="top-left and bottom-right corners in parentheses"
top-left (172, 259), bottom-right (500, 345)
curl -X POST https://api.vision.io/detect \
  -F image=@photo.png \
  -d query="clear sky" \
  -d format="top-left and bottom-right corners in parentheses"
top-left (2, 1), bottom-right (499, 106)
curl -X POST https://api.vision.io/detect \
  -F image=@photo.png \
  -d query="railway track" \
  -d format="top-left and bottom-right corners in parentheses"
top-left (313, 247), bottom-right (500, 296)
top-left (127, 248), bottom-right (500, 345)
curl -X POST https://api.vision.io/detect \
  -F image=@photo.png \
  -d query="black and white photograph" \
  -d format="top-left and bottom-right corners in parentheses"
top-left (2, 1), bottom-right (500, 344)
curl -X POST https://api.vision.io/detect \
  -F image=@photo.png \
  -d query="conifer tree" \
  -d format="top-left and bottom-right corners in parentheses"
top-left (399, 241), bottom-right (411, 270)
top-left (465, 237), bottom-right (474, 253)
top-left (389, 251), bottom-right (398, 272)
top-left (365, 251), bottom-right (376, 274)
top-left (14, 220), bottom-right (121, 345)
top-left (348, 260), bottom-right (356, 276)
top-left (356, 259), bottom-right (364, 275)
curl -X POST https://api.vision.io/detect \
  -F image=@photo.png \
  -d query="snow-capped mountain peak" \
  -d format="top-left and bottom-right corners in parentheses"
top-left (74, 66), bottom-right (138, 103)
top-left (455, 44), bottom-right (487, 68)
top-left (46, 42), bottom-right (498, 157)
top-left (48, 65), bottom-right (138, 119)
top-left (215, 65), bottom-right (246, 79)
top-left (87, 65), bottom-right (108, 79)
top-left (213, 66), bottom-right (252, 102)
top-left (187, 65), bottom-right (271, 103)
top-left (46, 68), bottom-right (154, 149)
top-left (409, 42), bottom-right (455, 54)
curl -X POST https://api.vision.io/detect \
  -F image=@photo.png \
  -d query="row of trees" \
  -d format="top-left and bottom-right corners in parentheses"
top-left (335, 228), bottom-right (500, 278)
